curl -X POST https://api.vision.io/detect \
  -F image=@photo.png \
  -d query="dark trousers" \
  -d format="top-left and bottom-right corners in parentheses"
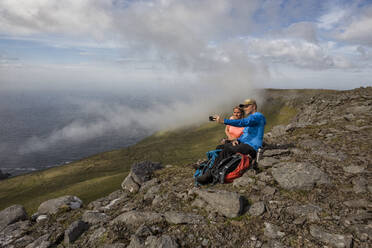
top-left (196, 142), bottom-right (256, 184)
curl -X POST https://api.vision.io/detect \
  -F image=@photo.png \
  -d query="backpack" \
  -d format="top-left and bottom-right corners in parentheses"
top-left (193, 149), bottom-right (222, 186)
top-left (194, 149), bottom-right (252, 185)
top-left (211, 153), bottom-right (251, 184)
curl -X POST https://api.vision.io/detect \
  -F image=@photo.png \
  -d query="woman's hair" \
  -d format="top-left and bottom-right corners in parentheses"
top-left (233, 106), bottom-right (244, 119)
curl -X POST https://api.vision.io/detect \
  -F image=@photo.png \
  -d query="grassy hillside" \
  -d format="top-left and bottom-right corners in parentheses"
top-left (0, 95), bottom-right (298, 214)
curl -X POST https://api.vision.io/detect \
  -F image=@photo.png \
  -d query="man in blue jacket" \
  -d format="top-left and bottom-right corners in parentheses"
top-left (196, 99), bottom-right (266, 184)
top-left (215, 98), bottom-right (266, 159)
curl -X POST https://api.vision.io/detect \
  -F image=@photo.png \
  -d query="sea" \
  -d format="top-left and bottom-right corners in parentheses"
top-left (0, 90), bottom-right (161, 177)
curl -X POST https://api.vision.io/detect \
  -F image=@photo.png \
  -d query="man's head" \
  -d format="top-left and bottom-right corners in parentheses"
top-left (239, 99), bottom-right (257, 115)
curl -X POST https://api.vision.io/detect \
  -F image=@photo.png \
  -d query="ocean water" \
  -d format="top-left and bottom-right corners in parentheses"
top-left (0, 90), bottom-right (157, 176)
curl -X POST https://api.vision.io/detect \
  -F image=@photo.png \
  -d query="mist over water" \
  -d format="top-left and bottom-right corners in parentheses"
top-left (0, 90), bottom-right (168, 176)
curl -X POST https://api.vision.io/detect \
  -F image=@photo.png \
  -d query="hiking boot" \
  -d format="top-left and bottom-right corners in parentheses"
top-left (196, 170), bottom-right (213, 185)
top-left (191, 163), bottom-right (200, 170)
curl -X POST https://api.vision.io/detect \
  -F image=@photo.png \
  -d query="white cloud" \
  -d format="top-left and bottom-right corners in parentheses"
top-left (337, 7), bottom-right (372, 46)
top-left (317, 8), bottom-right (346, 30)
top-left (245, 38), bottom-right (353, 70)
top-left (281, 22), bottom-right (318, 43)
top-left (0, 0), bottom-right (113, 38)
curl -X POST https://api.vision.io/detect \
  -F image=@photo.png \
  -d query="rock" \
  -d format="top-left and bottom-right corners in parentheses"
top-left (349, 224), bottom-right (372, 241)
top-left (309, 225), bottom-right (352, 248)
top-left (342, 211), bottom-right (372, 227)
top-left (140, 178), bottom-right (161, 192)
top-left (269, 125), bottom-right (287, 137)
top-left (131, 161), bottom-right (163, 185)
top-left (345, 125), bottom-right (361, 132)
top-left (193, 189), bottom-right (245, 218)
top-left (271, 162), bottom-right (330, 191)
top-left (262, 186), bottom-right (276, 196)
top-left (121, 173), bottom-right (140, 193)
top-left (287, 204), bottom-right (322, 216)
top-left (256, 172), bottom-right (272, 183)
top-left (25, 234), bottom-right (50, 248)
top-left (233, 175), bottom-right (254, 187)
top-left (38, 195), bottom-right (82, 214)
top-left (14, 235), bottom-right (35, 248)
top-left (36, 215), bottom-right (48, 223)
top-left (145, 235), bottom-right (179, 248)
top-left (191, 198), bottom-right (207, 209)
top-left (164, 211), bottom-right (204, 224)
top-left (111, 211), bottom-right (164, 227)
top-left (0, 205), bottom-right (28, 231)
top-left (64, 220), bottom-right (89, 244)
top-left (82, 210), bottom-right (110, 225)
top-left (88, 227), bottom-right (107, 243)
top-left (264, 222), bottom-right (285, 239)
top-left (343, 166), bottom-right (365, 174)
top-left (287, 204), bottom-right (322, 222)
top-left (103, 243), bottom-right (126, 248)
top-left (152, 195), bottom-right (163, 206)
top-left (352, 177), bottom-right (368, 193)
top-left (343, 113), bottom-right (355, 121)
top-left (144, 185), bottom-right (161, 201)
top-left (343, 199), bottom-right (370, 208)
top-left (127, 235), bottom-right (144, 248)
top-left (248, 202), bottom-right (265, 216)
top-left (259, 157), bottom-right (280, 168)
top-left (266, 240), bottom-right (285, 248)
top-left (102, 196), bottom-right (128, 212)
top-left (345, 105), bottom-right (372, 115)
top-left (135, 225), bottom-right (154, 237)
top-left (298, 139), bottom-right (324, 150)
top-left (0, 220), bottom-right (31, 247)
top-left (202, 238), bottom-right (209, 246)
top-left (263, 149), bottom-right (290, 157)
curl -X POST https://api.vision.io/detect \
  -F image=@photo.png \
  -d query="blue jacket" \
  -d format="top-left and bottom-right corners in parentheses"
top-left (224, 112), bottom-right (266, 151)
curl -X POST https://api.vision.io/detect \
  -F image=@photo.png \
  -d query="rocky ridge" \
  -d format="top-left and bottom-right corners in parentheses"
top-left (0, 87), bottom-right (371, 248)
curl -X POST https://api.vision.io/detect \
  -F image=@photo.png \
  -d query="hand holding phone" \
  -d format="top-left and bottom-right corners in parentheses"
top-left (209, 116), bottom-right (216, 121)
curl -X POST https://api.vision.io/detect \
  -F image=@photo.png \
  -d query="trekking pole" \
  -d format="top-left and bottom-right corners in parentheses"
top-left (256, 148), bottom-right (263, 163)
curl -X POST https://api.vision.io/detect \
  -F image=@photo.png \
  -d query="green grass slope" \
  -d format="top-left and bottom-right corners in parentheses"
top-left (0, 95), bottom-right (297, 214)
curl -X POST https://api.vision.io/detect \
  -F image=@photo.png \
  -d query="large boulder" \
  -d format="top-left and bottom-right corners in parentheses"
top-left (64, 220), bottom-right (89, 244)
top-left (0, 205), bottom-right (28, 231)
top-left (145, 235), bottom-right (179, 248)
top-left (309, 225), bottom-right (352, 248)
top-left (287, 204), bottom-right (322, 222)
top-left (0, 220), bottom-right (31, 247)
top-left (82, 210), bottom-right (110, 225)
top-left (25, 234), bottom-right (50, 248)
top-left (131, 161), bottom-right (163, 185)
top-left (264, 222), bottom-right (285, 239)
top-left (248, 202), bottom-right (266, 217)
top-left (111, 211), bottom-right (164, 228)
top-left (193, 189), bottom-right (245, 218)
top-left (38, 195), bottom-right (83, 215)
top-left (121, 172), bottom-right (140, 193)
top-left (163, 211), bottom-right (204, 225)
top-left (271, 162), bottom-right (330, 190)
top-left (121, 161), bottom-right (163, 193)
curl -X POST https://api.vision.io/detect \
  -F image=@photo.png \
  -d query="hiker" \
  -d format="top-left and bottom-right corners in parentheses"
top-left (197, 99), bottom-right (266, 184)
top-left (221, 106), bottom-right (244, 144)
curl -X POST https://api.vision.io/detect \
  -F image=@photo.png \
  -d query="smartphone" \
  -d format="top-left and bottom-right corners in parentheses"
top-left (209, 116), bottom-right (215, 121)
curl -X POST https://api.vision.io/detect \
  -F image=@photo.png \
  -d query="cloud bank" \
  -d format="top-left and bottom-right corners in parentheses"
top-left (0, 0), bottom-right (371, 153)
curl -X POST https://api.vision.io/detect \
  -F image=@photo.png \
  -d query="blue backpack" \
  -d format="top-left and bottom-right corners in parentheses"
top-left (193, 149), bottom-right (222, 186)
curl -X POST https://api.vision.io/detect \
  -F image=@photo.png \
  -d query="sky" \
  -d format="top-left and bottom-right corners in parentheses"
top-left (1, 0), bottom-right (371, 92)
